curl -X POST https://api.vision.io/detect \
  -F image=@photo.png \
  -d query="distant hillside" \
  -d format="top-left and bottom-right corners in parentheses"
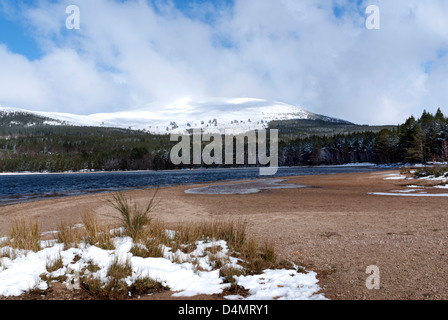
top-left (0, 108), bottom-right (154, 137)
top-left (269, 118), bottom-right (396, 141)
top-left (0, 109), bottom-right (66, 131)
top-left (1, 98), bottom-right (353, 135)
top-left (1, 102), bottom-right (390, 140)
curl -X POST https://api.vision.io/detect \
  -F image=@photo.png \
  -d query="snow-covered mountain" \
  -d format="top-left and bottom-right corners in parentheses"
top-left (1, 98), bottom-right (351, 134)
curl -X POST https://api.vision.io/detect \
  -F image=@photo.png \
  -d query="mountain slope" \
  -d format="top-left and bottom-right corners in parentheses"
top-left (0, 107), bottom-right (68, 128)
top-left (1, 98), bottom-right (351, 134)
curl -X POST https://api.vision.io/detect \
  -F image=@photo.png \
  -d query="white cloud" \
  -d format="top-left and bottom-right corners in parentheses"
top-left (0, 45), bottom-right (49, 108)
top-left (0, 0), bottom-right (447, 124)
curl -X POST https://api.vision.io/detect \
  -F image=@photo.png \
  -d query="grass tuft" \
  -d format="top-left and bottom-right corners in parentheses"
top-left (129, 275), bottom-right (168, 296)
top-left (55, 221), bottom-right (84, 250)
top-left (106, 256), bottom-right (133, 280)
top-left (46, 251), bottom-right (64, 273)
top-left (107, 190), bottom-right (159, 241)
top-left (8, 218), bottom-right (41, 252)
top-left (81, 212), bottom-right (115, 250)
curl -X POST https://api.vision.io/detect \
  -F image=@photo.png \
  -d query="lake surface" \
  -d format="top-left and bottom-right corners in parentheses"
top-left (0, 165), bottom-right (388, 206)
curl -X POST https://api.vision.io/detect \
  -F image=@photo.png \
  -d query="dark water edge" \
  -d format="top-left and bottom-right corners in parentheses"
top-left (0, 165), bottom-right (393, 206)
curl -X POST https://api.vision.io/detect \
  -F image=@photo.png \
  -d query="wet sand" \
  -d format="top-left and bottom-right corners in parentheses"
top-left (0, 170), bottom-right (447, 300)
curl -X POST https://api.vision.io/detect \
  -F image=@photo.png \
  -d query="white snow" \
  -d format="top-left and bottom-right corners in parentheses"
top-left (0, 233), bottom-right (326, 300)
top-left (373, 172), bottom-right (448, 197)
top-left (390, 189), bottom-right (420, 193)
top-left (369, 192), bottom-right (448, 197)
top-left (233, 269), bottom-right (326, 300)
top-left (383, 173), bottom-right (408, 180)
top-left (0, 245), bottom-right (59, 296)
top-left (1, 98), bottom-right (349, 134)
top-left (418, 175), bottom-right (448, 182)
top-left (320, 163), bottom-right (377, 167)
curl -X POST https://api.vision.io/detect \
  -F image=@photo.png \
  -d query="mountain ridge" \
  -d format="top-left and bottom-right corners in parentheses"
top-left (1, 98), bottom-right (352, 134)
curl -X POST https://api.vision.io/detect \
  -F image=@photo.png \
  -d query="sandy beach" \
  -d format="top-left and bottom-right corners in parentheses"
top-left (1, 170), bottom-right (447, 300)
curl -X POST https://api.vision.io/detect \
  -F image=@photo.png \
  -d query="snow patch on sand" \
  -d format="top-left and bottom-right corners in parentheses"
top-left (185, 179), bottom-right (308, 195)
top-left (0, 235), bottom-right (326, 300)
top-left (369, 192), bottom-right (448, 197)
top-left (383, 173), bottom-right (408, 180)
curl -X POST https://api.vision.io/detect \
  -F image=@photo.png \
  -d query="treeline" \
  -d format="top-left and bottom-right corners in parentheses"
top-left (373, 108), bottom-right (448, 164)
top-left (0, 109), bottom-right (447, 172)
top-left (278, 131), bottom-right (377, 166)
top-left (279, 108), bottom-right (448, 166)
top-left (0, 126), bottom-right (175, 172)
top-left (279, 109), bottom-right (448, 166)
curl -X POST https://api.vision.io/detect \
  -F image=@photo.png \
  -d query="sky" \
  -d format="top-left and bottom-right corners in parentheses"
top-left (0, 0), bottom-right (447, 125)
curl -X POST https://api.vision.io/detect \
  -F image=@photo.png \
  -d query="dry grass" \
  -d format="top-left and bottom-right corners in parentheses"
top-left (219, 264), bottom-right (246, 290)
top-left (201, 219), bottom-right (248, 252)
top-left (55, 220), bottom-right (84, 249)
top-left (80, 257), bottom-right (168, 300)
top-left (80, 275), bottom-right (116, 299)
top-left (142, 238), bottom-right (165, 257)
top-left (0, 246), bottom-right (15, 260)
top-left (80, 257), bottom-right (132, 300)
top-left (169, 218), bottom-right (248, 253)
top-left (7, 217), bottom-right (41, 252)
top-left (42, 251), bottom-right (67, 284)
top-left (81, 212), bottom-right (115, 250)
top-left (106, 256), bottom-right (133, 279)
top-left (46, 251), bottom-right (64, 273)
top-left (82, 260), bottom-right (101, 274)
top-left (261, 239), bottom-right (277, 263)
top-left (129, 275), bottom-right (168, 295)
top-left (167, 218), bottom-right (282, 275)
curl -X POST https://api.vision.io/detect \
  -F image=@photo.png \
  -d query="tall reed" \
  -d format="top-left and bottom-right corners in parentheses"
top-left (107, 189), bottom-right (159, 241)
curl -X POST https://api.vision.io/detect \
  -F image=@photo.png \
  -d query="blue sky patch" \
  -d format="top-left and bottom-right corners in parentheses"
top-left (0, 3), bottom-right (42, 60)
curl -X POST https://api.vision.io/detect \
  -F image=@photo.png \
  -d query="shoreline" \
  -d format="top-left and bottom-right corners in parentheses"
top-left (1, 170), bottom-right (447, 300)
top-left (0, 163), bottom-right (380, 176)
top-left (0, 164), bottom-right (387, 207)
